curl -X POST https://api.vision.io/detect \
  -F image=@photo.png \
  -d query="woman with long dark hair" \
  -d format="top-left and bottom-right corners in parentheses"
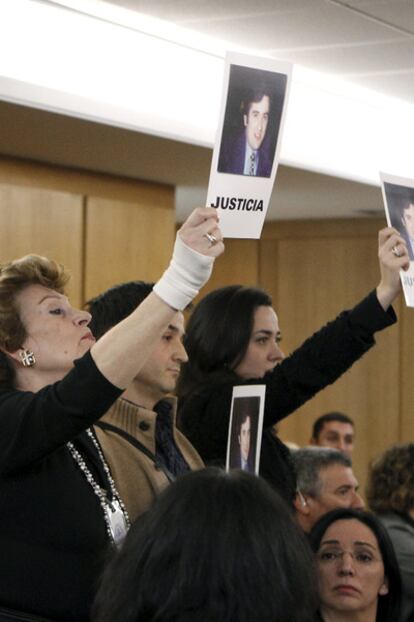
top-left (177, 228), bottom-right (407, 504)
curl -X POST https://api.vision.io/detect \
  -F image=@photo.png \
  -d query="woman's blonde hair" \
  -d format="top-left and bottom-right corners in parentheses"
top-left (0, 254), bottom-right (69, 388)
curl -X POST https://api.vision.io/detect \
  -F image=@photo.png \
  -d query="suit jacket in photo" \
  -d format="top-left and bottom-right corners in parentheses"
top-left (218, 130), bottom-right (273, 178)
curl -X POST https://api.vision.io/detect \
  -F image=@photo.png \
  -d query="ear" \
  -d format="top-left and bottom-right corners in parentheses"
top-left (294, 492), bottom-right (310, 516)
top-left (4, 347), bottom-right (25, 365)
top-left (243, 114), bottom-right (247, 127)
top-left (379, 577), bottom-right (389, 596)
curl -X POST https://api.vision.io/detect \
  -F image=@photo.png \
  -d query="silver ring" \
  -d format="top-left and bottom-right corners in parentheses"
top-left (204, 232), bottom-right (218, 246)
top-left (392, 245), bottom-right (401, 258)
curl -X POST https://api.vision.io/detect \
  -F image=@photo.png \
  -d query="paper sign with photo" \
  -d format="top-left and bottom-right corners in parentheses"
top-left (207, 52), bottom-right (292, 239)
top-left (380, 172), bottom-right (414, 307)
top-left (226, 385), bottom-right (266, 475)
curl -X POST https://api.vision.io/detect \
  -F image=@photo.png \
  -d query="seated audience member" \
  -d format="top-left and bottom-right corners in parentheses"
top-left (310, 508), bottom-right (401, 622)
top-left (292, 447), bottom-right (364, 532)
top-left (177, 228), bottom-right (406, 506)
top-left (85, 281), bottom-right (204, 522)
top-left (366, 443), bottom-right (414, 622)
top-left (0, 207), bottom-right (223, 622)
top-left (310, 411), bottom-right (355, 459)
top-left (93, 468), bottom-right (317, 622)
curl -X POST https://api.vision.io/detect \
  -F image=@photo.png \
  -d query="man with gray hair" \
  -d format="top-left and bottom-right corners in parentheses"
top-left (292, 447), bottom-right (364, 532)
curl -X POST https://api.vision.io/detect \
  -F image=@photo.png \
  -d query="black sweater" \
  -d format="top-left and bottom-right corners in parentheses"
top-left (0, 351), bottom-right (122, 622)
top-left (178, 291), bottom-right (396, 504)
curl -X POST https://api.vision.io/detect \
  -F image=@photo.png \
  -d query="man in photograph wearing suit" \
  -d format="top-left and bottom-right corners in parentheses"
top-left (236, 412), bottom-right (254, 472)
top-left (218, 86), bottom-right (273, 178)
top-left (399, 199), bottom-right (414, 261)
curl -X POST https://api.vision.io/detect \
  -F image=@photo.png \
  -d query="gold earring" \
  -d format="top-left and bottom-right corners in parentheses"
top-left (20, 350), bottom-right (36, 367)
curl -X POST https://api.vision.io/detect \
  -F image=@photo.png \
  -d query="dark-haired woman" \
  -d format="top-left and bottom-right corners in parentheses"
top-left (309, 508), bottom-right (401, 622)
top-left (177, 228), bottom-right (407, 505)
top-left (0, 208), bottom-right (223, 622)
top-left (94, 467), bottom-right (317, 622)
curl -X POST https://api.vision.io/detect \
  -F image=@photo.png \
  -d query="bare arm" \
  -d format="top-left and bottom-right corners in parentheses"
top-left (376, 226), bottom-right (409, 310)
top-left (90, 207), bottom-right (224, 388)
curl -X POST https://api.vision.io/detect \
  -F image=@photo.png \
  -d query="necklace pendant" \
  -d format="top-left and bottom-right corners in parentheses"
top-left (104, 498), bottom-right (128, 547)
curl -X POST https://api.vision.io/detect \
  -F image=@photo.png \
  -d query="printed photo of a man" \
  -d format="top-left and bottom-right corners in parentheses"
top-left (217, 65), bottom-right (287, 178)
top-left (228, 396), bottom-right (260, 473)
top-left (384, 182), bottom-right (414, 261)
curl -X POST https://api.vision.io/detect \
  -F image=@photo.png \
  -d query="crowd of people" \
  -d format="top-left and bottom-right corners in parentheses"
top-left (0, 209), bottom-right (412, 622)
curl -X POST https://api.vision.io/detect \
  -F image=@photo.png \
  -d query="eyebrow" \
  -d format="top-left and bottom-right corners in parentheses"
top-left (253, 329), bottom-right (281, 337)
top-left (165, 324), bottom-right (185, 336)
top-left (38, 294), bottom-right (66, 305)
top-left (334, 484), bottom-right (359, 493)
top-left (320, 539), bottom-right (377, 550)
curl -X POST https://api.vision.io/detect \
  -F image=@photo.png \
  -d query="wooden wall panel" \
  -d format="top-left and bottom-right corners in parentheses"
top-left (400, 303), bottom-right (414, 442)
top-left (258, 221), bottom-right (401, 492)
top-left (0, 183), bottom-right (83, 306)
top-left (84, 196), bottom-right (175, 300)
top-left (199, 239), bottom-right (259, 298)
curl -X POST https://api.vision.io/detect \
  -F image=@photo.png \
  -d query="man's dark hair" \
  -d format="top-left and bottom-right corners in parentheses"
top-left (177, 285), bottom-right (272, 399)
top-left (93, 467), bottom-right (318, 622)
top-left (309, 508), bottom-right (402, 622)
top-left (291, 447), bottom-right (351, 498)
top-left (312, 411), bottom-right (354, 441)
top-left (242, 83), bottom-right (272, 116)
top-left (86, 281), bottom-right (154, 339)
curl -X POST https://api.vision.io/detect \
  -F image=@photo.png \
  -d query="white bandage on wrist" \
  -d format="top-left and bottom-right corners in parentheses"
top-left (153, 235), bottom-right (214, 310)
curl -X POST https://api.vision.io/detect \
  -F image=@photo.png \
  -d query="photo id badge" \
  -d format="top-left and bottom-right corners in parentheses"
top-left (105, 499), bottom-right (128, 547)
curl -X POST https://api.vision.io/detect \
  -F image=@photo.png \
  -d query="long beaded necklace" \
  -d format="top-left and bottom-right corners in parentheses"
top-left (67, 428), bottom-right (131, 546)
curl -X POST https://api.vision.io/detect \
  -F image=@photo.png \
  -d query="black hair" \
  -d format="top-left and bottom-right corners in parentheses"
top-left (86, 281), bottom-right (154, 339)
top-left (177, 285), bottom-right (272, 398)
top-left (309, 508), bottom-right (402, 622)
top-left (242, 82), bottom-right (272, 116)
top-left (93, 468), bottom-right (317, 622)
top-left (312, 411), bottom-right (354, 441)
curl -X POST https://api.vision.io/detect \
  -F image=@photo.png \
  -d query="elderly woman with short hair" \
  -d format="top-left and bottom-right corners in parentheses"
top-left (0, 208), bottom-right (223, 622)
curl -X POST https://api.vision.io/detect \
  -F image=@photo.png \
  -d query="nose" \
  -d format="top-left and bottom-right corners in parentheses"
top-left (73, 309), bottom-right (91, 326)
top-left (269, 340), bottom-right (284, 363)
top-left (174, 340), bottom-right (188, 364)
top-left (338, 552), bottom-right (356, 576)
top-left (351, 492), bottom-right (365, 510)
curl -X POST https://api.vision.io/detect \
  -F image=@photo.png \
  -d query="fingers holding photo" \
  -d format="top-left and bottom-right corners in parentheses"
top-left (179, 207), bottom-right (224, 258)
top-left (378, 227), bottom-right (409, 271)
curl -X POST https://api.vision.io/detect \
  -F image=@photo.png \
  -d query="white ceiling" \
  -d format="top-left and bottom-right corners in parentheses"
top-left (3, 0), bottom-right (412, 221)
top-left (89, 0), bottom-right (414, 220)
top-left (107, 0), bottom-right (414, 104)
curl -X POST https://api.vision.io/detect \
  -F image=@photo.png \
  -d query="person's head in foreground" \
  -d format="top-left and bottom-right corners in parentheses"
top-left (366, 442), bottom-right (414, 521)
top-left (93, 468), bottom-right (317, 622)
top-left (309, 508), bottom-right (401, 622)
top-left (292, 447), bottom-right (364, 533)
top-left (310, 411), bottom-right (355, 459)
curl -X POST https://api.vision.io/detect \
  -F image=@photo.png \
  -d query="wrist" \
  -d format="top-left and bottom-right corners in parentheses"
top-left (153, 235), bottom-right (214, 310)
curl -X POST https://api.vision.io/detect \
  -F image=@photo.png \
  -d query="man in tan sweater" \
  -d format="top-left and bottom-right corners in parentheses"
top-left (87, 281), bottom-right (203, 522)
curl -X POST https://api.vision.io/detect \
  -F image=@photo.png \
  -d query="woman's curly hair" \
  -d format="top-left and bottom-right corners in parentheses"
top-left (366, 443), bottom-right (414, 515)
